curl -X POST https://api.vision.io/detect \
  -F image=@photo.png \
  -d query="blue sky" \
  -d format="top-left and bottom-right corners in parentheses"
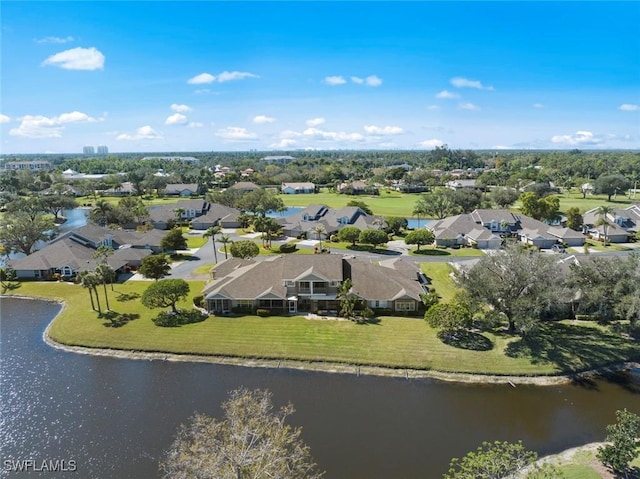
top-left (1, 1), bottom-right (639, 153)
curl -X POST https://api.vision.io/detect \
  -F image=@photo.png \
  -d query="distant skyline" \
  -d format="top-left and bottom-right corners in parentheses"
top-left (1, 1), bottom-right (639, 154)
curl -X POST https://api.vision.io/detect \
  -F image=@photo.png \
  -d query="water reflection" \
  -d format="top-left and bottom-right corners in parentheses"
top-left (1, 296), bottom-right (638, 479)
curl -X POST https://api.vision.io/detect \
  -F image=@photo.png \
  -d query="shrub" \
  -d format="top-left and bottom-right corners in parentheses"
top-left (256, 308), bottom-right (271, 317)
top-left (193, 295), bottom-right (204, 307)
top-left (278, 243), bottom-right (297, 253)
top-left (152, 309), bottom-right (208, 327)
top-left (330, 234), bottom-right (339, 243)
top-left (574, 314), bottom-right (602, 321)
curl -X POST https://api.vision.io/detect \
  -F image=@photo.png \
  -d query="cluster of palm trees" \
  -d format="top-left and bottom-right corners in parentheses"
top-left (77, 246), bottom-right (115, 315)
top-left (204, 226), bottom-right (232, 262)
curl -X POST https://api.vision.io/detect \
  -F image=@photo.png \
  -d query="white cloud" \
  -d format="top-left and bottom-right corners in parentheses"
top-left (217, 71), bottom-right (258, 82)
top-left (352, 75), bottom-right (383, 86)
top-left (551, 130), bottom-right (603, 146)
top-left (188, 71), bottom-right (258, 84)
top-left (419, 139), bottom-right (444, 148)
top-left (306, 117), bottom-right (325, 127)
top-left (364, 125), bottom-right (404, 135)
top-left (435, 90), bottom-right (459, 99)
top-left (215, 127), bottom-right (258, 141)
top-left (303, 127), bottom-right (364, 142)
top-left (0, 114), bottom-right (10, 123)
top-left (324, 76), bottom-right (347, 86)
top-left (533, 103), bottom-right (545, 109)
top-left (492, 145), bottom-right (513, 150)
top-left (116, 126), bottom-right (162, 141)
top-left (427, 105), bottom-right (440, 110)
top-left (165, 113), bottom-right (188, 126)
top-left (619, 104), bottom-right (639, 111)
top-left (270, 138), bottom-right (297, 148)
top-left (195, 88), bottom-right (211, 94)
top-left (450, 76), bottom-right (494, 90)
top-left (364, 75), bottom-right (382, 87)
top-left (171, 103), bottom-right (192, 113)
top-left (188, 73), bottom-right (216, 85)
top-left (9, 111), bottom-right (98, 138)
top-left (187, 122), bottom-right (204, 128)
top-left (35, 36), bottom-right (74, 44)
top-left (42, 46), bottom-right (105, 70)
top-left (280, 129), bottom-right (302, 138)
top-left (253, 115), bottom-right (276, 124)
top-left (458, 102), bottom-right (480, 111)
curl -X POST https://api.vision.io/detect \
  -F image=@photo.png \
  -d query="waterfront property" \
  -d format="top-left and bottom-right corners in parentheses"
top-left (149, 199), bottom-right (209, 229)
top-left (281, 182), bottom-right (315, 194)
top-left (276, 204), bottom-right (385, 239)
top-left (7, 224), bottom-right (168, 279)
top-left (190, 203), bottom-right (242, 229)
top-left (203, 254), bottom-right (427, 315)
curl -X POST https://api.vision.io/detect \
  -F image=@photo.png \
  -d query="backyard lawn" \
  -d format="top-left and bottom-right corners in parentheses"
top-left (9, 280), bottom-right (638, 376)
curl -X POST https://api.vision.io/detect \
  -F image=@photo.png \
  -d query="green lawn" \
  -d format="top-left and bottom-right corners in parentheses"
top-left (514, 190), bottom-right (635, 216)
top-left (280, 189), bottom-right (421, 217)
top-left (9, 281), bottom-right (639, 376)
top-left (185, 235), bottom-right (208, 249)
top-left (419, 262), bottom-right (460, 303)
top-left (579, 240), bottom-right (632, 252)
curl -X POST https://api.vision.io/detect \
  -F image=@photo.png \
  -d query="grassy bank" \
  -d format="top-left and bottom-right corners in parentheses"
top-left (7, 281), bottom-right (640, 376)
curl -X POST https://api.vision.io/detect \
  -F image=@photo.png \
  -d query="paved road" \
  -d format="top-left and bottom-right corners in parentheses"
top-left (165, 229), bottom-right (638, 281)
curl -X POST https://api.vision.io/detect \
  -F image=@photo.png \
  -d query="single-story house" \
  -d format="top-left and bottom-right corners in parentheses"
top-left (583, 205), bottom-right (640, 242)
top-left (229, 181), bottom-right (261, 192)
top-left (149, 199), bottom-right (210, 229)
top-left (203, 255), bottom-right (427, 315)
top-left (191, 203), bottom-right (242, 229)
top-left (163, 183), bottom-right (200, 196)
top-left (281, 182), bottom-right (315, 194)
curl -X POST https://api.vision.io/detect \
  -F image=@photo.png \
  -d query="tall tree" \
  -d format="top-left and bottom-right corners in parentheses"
top-left (141, 279), bottom-right (190, 313)
top-left (457, 245), bottom-right (562, 333)
top-left (90, 199), bottom-right (114, 227)
top-left (94, 263), bottom-right (114, 311)
top-left (219, 234), bottom-right (232, 259)
top-left (596, 205), bottom-right (614, 246)
top-left (139, 254), bottom-right (171, 281)
top-left (491, 187), bottom-right (520, 208)
top-left (237, 189), bottom-right (284, 217)
top-left (40, 195), bottom-right (78, 221)
top-left (77, 270), bottom-right (97, 312)
top-left (203, 226), bottom-right (222, 263)
top-left (595, 174), bottom-right (631, 201)
top-left (337, 279), bottom-right (359, 321)
top-left (413, 190), bottom-right (457, 220)
top-left (0, 211), bottom-right (56, 256)
top-left (519, 192), bottom-right (560, 222)
top-left (385, 217), bottom-right (408, 235)
top-left (313, 224), bottom-right (326, 251)
top-left (565, 207), bottom-right (583, 231)
top-left (160, 388), bottom-right (324, 479)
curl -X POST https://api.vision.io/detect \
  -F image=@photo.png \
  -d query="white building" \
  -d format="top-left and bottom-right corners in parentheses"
top-left (96, 145), bottom-right (109, 155)
top-left (83, 146), bottom-right (95, 155)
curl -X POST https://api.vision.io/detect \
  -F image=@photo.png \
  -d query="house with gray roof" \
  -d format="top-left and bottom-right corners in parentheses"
top-left (203, 255), bottom-right (427, 315)
top-left (276, 204), bottom-right (385, 239)
top-left (191, 203), bottom-right (243, 229)
top-left (163, 183), bottom-right (200, 196)
top-left (149, 199), bottom-right (209, 229)
top-left (428, 209), bottom-right (585, 250)
top-left (583, 205), bottom-right (639, 243)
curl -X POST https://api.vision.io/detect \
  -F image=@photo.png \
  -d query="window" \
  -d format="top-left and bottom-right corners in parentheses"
top-left (395, 300), bottom-right (416, 312)
top-left (285, 280), bottom-right (294, 286)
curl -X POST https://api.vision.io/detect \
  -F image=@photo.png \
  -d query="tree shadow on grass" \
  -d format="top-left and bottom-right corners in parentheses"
top-left (412, 248), bottom-right (451, 256)
top-left (504, 322), bottom-right (640, 373)
top-left (346, 245), bottom-right (400, 255)
top-left (116, 292), bottom-right (140, 302)
top-left (101, 311), bottom-right (140, 328)
top-left (438, 330), bottom-right (494, 351)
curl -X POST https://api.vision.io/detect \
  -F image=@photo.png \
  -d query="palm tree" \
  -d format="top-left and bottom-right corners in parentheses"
top-left (90, 199), bottom-right (112, 227)
top-left (596, 205), bottom-right (614, 246)
top-left (78, 271), bottom-right (96, 311)
top-left (94, 263), bottom-right (114, 311)
top-left (219, 234), bottom-right (231, 259)
top-left (313, 224), bottom-right (326, 251)
top-left (413, 196), bottom-right (430, 229)
top-left (337, 278), bottom-right (358, 321)
top-left (204, 225), bottom-right (222, 263)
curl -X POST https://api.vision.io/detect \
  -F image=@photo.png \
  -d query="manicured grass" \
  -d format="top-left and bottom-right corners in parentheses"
top-left (556, 465), bottom-right (600, 479)
top-left (191, 263), bottom-right (215, 276)
top-left (185, 235), bottom-right (208, 249)
top-left (324, 241), bottom-right (397, 254)
top-left (514, 191), bottom-right (635, 216)
top-left (409, 246), bottom-right (486, 257)
top-left (580, 240), bottom-right (632, 252)
top-left (280, 189), bottom-right (421, 217)
top-left (419, 262), bottom-right (460, 303)
top-left (8, 281), bottom-right (640, 376)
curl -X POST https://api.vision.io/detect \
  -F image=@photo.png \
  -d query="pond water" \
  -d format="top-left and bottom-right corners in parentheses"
top-left (1, 296), bottom-right (639, 478)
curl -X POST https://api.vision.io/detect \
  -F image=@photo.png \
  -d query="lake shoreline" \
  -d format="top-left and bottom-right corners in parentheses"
top-left (4, 294), bottom-right (637, 386)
